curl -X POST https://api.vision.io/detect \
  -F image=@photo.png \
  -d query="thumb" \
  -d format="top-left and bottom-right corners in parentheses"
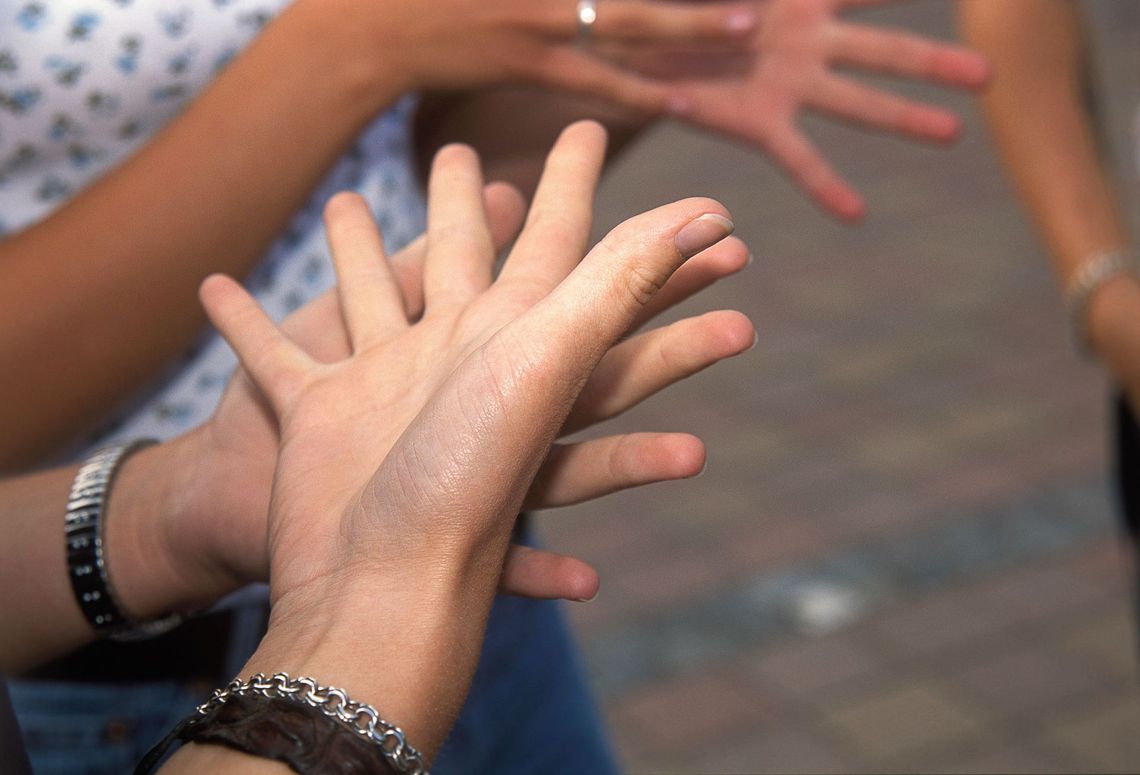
top-left (515, 197), bottom-right (734, 374)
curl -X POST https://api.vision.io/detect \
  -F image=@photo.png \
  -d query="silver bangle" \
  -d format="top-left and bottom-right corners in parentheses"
top-left (1063, 248), bottom-right (1139, 356)
top-left (65, 439), bottom-right (183, 641)
top-left (200, 673), bottom-right (428, 775)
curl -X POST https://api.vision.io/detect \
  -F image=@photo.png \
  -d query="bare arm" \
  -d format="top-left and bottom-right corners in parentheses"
top-left (0, 0), bottom-right (744, 470)
top-left (0, 0), bottom-right (405, 470)
top-left (163, 123), bottom-right (741, 772)
top-left (958, 0), bottom-right (1140, 407)
top-left (0, 442), bottom-right (207, 672)
top-left (0, 136), bottom-right (754, 672)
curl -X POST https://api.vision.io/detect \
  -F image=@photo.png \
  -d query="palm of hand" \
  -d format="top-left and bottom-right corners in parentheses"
top-left (625, 0), bottom-right (990, 219)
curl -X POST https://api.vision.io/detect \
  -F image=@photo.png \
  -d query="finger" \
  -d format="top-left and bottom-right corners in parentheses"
top-left (531, 46), bottom-right (679, 115)
top-left (323, 192), bottom-right (407, 347)
top-left (424, 144), bottom-right (495, 310)
top-left (499, 544), bottom-right (599, 601)
top-left (526, 432), bottom-right (706, 508)
top-left (564, 309), bottom-right (755, 432)
top-left (279, 289), bottom-right (351, 364)
top-left (499, 120), bottom-right (608, 295)
top-left (483, 181), bottom-right (530, 254)
top-left (589, 0), bottom-right (757, 44)
top-left (390, 181), bottom-right (528, 320)
top-left (810, 74), bottom-right (961, 143)
top-left (199, 274), bottom-right (313, 414)
top-left (631, 234), bottom-right (751, 332)
top-left (515, 198), bottom-right (736, 381)
top-left (838, 0), bottom-right (915, 8)
top-left (831, 23), bottom-right (991, 90)
top-left (763, 124), bottom-right (865, 221)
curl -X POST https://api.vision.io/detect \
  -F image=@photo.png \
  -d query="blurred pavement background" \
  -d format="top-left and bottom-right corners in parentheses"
top-left (542, 2), bottom-right (1140, 772)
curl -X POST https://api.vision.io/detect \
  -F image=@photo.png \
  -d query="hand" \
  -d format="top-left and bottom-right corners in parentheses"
top-left (161, 122), bottom-right (744, 770)
top-left (153, 123), bottom-right (753, 611)
top-left (618, 0), bottom-right (990, 219)
top-left (199, 120), bottom-right (744, 605)
top-left (329, 0), bottom-right (758, 113)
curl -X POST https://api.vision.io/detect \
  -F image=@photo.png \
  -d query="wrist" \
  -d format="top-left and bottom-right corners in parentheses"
top-left (1086, 271), bottom-right (1140, 377)
top-left (103, 435), bottom-right (237, 621)
top-left (243, 565), bottom-right (498, 758)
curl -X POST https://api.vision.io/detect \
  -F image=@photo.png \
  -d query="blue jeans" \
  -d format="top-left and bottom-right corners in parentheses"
top-left (11, 596), bottom-right (616, 774)
top-left (435, 595), bottom-right (618, 775)
top-left (8, 680), bottom-right (205, 774)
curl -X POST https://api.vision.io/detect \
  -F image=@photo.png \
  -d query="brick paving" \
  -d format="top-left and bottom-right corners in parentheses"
top-left (539, 2), bottom-right (1140, 772)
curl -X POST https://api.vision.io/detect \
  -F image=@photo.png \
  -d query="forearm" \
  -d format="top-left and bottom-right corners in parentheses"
top-left (415, 88), bottom-right (652, 198)
top-left (957, 0), bottom-right (1140, 397)
top-left (161, 567), bottom-right (502, 772)
top-left (0, 0), bottom-right (406, 470)
top-left (0, 436), bottom-right (228, 672)
top-left (957, 0), bottom-right (1129, 280)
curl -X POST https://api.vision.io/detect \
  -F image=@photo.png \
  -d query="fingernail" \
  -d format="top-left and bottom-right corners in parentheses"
top-left (748, 330), bottom-right (759, 350)
top-left (745, 251), bottom-right (754, 267)
top-left (676, 213), bottom-right (734, 258)
top-left (575, 591), bottom-right (599, 603)
top-left (726, 10), bottom-right (756, 34)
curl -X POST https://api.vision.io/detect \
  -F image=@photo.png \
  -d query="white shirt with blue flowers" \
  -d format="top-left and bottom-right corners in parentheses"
top-left (0, 0), bottom-right (426, 454)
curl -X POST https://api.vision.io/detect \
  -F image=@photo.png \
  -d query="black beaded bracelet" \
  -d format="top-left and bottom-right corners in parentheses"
top-left (65, 439), bottom-right (183, 641)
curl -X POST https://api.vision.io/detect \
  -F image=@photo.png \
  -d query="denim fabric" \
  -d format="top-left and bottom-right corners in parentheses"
top-left (11, 591), bottom-right (616, 774)
top-left (8, 680), bottom-right (207, 774)
top-left (435, 595), bottom-right (618, 775)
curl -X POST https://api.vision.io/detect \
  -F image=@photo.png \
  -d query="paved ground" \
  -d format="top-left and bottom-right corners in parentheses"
top-left (541, 2), bottom-right (1140, 772)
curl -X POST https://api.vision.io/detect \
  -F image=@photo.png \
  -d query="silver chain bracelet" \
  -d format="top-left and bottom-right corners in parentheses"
top-left (199, 672), bottom-right (428, 775)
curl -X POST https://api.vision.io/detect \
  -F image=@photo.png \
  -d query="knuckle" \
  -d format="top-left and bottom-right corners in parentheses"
top-left (623, 262), bottom-right (667, 308)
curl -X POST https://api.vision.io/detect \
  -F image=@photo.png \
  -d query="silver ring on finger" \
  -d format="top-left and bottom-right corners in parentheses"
top-left (576, 0), bottom-right (598, 45)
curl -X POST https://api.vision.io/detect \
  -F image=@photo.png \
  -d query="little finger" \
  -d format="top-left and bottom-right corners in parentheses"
top-left (762, 123), bottom-right (865, 221)
top-left (500, 544), bottom-right (599, 601)
top-left (526, 432), bottom-right (706, 508)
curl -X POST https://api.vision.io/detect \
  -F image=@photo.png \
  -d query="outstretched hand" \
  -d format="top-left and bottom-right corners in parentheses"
top-left (621, 0), bottom-right (989, 219)
top-left (160, 122), bottom-right (753, 613)
top-left (157, 121), bottom-right (748, 768)
top-left (198, 124), bottom-right (746, 755)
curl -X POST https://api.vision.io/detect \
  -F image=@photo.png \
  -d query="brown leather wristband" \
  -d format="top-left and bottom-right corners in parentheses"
top-left (135, 692), bottom-right (398, 774)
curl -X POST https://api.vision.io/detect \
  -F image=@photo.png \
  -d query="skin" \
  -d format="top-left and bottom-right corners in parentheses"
top-left (958, 0), bottom-right (1140, 410)
top-left (0, 0), bottom-right (988, 470)
top-left (0, 124), bottom-right (756, 675)
top-left (428, 0), bottom-right (992, 213)
top-left (0, 0), bottom-right (754, 470)
top-left (161, 121), bottom-right (742, 771)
